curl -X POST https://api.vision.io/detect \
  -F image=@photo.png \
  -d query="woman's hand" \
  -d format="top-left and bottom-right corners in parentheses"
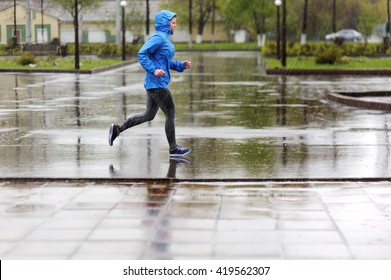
top-left (154, 69), bottom-right (165, 77)
top-left (184, 61), bottom-right (192, 69)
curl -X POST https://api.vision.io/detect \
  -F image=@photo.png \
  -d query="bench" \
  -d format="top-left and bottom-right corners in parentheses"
top-left (22, 44), bottom-right (59, 55)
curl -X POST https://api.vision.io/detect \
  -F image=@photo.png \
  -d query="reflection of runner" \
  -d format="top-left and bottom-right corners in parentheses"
top-left (108, 157), bottom-right (190, 178)
top-left (166, 158), bottom-right (191, 178)
top-left (108, 10), bottom-right (191, 157)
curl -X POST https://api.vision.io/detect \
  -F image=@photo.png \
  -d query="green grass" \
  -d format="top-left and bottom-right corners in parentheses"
top-left (0, 56), bottom-right (125, 70)
top-left (2, 50), bottom-right (391, 72)
top-left (175, 42), bottom-right (260, 51)
top-left (267, 56), bottom-right (391, 69)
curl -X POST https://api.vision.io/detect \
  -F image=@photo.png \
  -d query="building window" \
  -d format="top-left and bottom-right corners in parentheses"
top-left (35, 25), bottom-right (51, 43)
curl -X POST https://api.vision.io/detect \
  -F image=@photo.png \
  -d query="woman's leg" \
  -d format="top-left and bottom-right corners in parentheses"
top-left (148, 88), bottom-right (177, 149)
top-left (119, 90), bottom-right (159, 132)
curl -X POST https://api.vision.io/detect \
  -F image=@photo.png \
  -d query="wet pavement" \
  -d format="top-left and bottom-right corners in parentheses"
top-left (1, 51), bottom-right (391, 259)
top-left (2, 51), bottom-right (391, 179)
top-left (1, 180), bottom-right (391, 259)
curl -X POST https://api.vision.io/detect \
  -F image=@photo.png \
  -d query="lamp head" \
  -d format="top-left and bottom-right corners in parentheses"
top-left (120, 0), bottom-right (127, 7)
top-left (275, 0), bottom-right (282, 6)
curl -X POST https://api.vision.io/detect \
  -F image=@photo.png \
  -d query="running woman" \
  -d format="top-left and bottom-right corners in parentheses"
top-left (108, 10), bottom-right (191, 157)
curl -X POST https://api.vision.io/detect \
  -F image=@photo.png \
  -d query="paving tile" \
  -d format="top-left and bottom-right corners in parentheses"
top-left (52, 209), bottom-right (109, 219)
top-left (335, 220), bottom-right (391, 232)
top-left (153, 228), bottom-right (215, 243)
top-left (39, 218), bottom-right (100, 229)
top-left (369, 194), bottom-right (391, 204)
top-left (214, 243), bottom-right (282, 259)
top-left (71, 241), bottom-right (145, 259)
top-left (116, 201), bottom-right (166, 209)
top-left (220, 201), bottom-right (271, 212)
top-left (0, 242), bottom-right (17, 257)
top-left (326, 202), bottom-right (381, 212)
top-left (219, 209), bottom-right (275, 219)
top-left (88, 228), bottom-right (150, 242)
top-left (3, 203), bottom-right (59, 217)
top-left (142, 242), bottom-right (213, 259)
top-left (165, 207), bottom-right (219, 219)
top-left (321, 194), bottom-right (372, 203)
top-left (107, 208), bottom-right (150, 218)
top-left (350, 245), bottom-right (391, 259)
top-left (0, 229), bottom-right (30, 241)
top-left (222, 196), bottom-right (269, 204)
top-left (329, 210), bottom-right (388, 221)
top-left (276, 210), bottom-right (331, 220)
top-left (0, 217), bottom-right (45, 230)
top-left (64, 202), bottom-right (118, 210)
top-left (316, 186), bottom-right (366, 196)
top-left (271, 202), bottom-right (325, 211)
top-left (97, 218), bottom-right (153, 228)
top-left (4, 242), bottom-right (79, 259)
top-left (278, 230), bottom-right (344, 244)
top-left (161, 218), bottom-right (216, 230)
top-left (217, 219), bottom-right (276, 231)
top-left (172, 194), bottom-right (221, 204)
top-left (24, 229), bottom-right (91, 241)
top-left (215, 231), bottom-right (279, 244)
top-left (277, 220), bottom-right (336, 231)
top-left (269, 190), bottom-right (320, 203)
top-left (341, 231), bottom-right (391, 245)
top-left (283, 244), bottom-right (352, 259)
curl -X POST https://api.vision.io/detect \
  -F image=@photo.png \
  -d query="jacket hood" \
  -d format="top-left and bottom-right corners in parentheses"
top-left (154, 10), bottom-right (176, 35)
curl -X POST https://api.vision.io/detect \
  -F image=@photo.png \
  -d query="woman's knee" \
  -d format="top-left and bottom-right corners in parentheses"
top-left (143, 110), bottom-right (157, 121)
top-left (166, 107), bottom-right (175, 119)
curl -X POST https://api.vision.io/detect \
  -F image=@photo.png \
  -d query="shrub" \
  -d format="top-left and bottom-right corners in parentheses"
top-left (0, 44), bottom-right (8, 55)
top-left (315, 47), bottom-right (343, 64)
top-left (97, 43), bottom-right (118, 56)
top-left (17, 52), bottom-right (36, 66)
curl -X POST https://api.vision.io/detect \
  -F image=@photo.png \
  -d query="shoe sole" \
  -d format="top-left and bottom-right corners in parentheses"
top-left (108, 124), bottom-right (115, 146)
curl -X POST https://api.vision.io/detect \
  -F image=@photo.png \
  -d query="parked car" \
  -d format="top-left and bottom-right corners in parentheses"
top-left (325, 29), bottom-right (364, 42)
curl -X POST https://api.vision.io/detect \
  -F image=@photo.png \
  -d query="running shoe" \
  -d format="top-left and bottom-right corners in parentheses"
top-left (169, 145), bottom-right (191, 157)
top-left (108, 124), bottom-right (120, 146)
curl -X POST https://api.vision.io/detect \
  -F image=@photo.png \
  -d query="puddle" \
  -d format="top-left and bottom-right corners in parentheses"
top-left (1, 51), bottom-right (391, 179)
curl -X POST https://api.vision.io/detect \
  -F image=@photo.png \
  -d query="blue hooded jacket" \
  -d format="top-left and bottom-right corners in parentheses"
top-left (138, 10), bottom-right (185, 90)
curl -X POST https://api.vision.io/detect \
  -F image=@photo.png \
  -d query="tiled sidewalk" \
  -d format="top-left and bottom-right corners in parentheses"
top-left (0, 180), bottom-right (391, 259)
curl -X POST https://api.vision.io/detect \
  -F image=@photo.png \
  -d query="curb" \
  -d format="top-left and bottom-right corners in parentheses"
top-left (327, 91), bottom-right (391, 111)
top-left (2, 177), bottom-right (391, 184)
top-left (0, 59), bottom-right (137, 74)
top-left (266, 68), bottom-right (391, 76)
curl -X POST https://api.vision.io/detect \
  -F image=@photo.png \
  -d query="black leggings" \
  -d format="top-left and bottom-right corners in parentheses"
top-left (119, 88), bottom-right (177, 149)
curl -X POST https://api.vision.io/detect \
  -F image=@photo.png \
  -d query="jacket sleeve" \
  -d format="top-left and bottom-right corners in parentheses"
top-left (138, 35), bottom-right (165, 74)
top-left (170, 60), bottom-right (185, 72)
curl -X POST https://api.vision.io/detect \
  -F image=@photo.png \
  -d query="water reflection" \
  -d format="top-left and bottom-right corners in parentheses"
top-left (166, 158), bottom-right (191, 178)
top-left (144, 186), bottom-right (173, 259)
top-left (1, 52), bottom-right (391, 179)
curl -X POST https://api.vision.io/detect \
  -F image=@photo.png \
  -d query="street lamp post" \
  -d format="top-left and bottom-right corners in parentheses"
top-left (120, 0), bottom-right (127, 61)
top-left (189, 0), bottom-right (193, 49)
top-left (387, 0), bottom-right (391, 38)
top-left (332, 0), bottom-right (337, 34)
top-left (146, 0), bottom-right (150, 37)
top-left (281, 0), bottom-right (287, 67)
top-left (13, 0), bottom-right (17, 47)
top-left (274, 0), bottom-right (281, 60)
top-left (75, 0), bottom-right (80, 70)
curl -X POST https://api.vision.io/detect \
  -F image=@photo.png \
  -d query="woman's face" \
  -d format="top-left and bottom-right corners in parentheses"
top-left (170, 17), bottom-right (177, 32)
